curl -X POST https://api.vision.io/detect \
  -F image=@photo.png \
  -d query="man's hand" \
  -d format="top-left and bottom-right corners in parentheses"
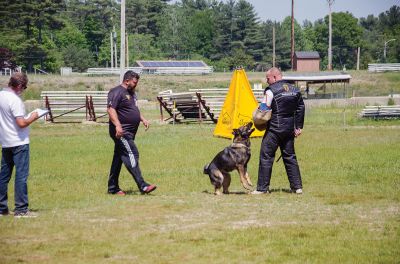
top-left (115, 125), bottom-right (124, 139)
top-left (142, 118), bottom-right (150, 131)
top-left (107, 107), bottom-right (124, 138)
top-left (294, 128), bottom-right (302, 137)
top-left (16, 112), bottom-right (39, 128)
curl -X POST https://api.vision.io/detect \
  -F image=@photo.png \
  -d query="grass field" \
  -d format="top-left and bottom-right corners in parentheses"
top-left (0, 105), bottom-right (399, 263)
top-left (1, 70), bottom-right (400, 100)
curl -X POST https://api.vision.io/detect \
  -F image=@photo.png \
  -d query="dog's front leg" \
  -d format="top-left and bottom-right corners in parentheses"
top-left (222, 173), bottom-right (231, 194)
top-left (245, 171), bottom-right (253, 186)
top-left (238, 165), bottom-right (252, 191)
top-left (244, 156), bottom-right (253, 186)
top-left (244, 165), bottom-right (253, 187)
top-left (212, 169), bottom-right (224, 195)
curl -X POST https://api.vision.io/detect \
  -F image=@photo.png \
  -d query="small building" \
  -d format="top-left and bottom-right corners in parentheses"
top-left (294, 51), bottom-right (320, 72)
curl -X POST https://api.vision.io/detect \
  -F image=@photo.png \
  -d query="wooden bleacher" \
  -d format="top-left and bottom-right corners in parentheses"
top-left (157, 87), bottom-right (264, 123)
top-left (41, 91), bottom-right (108, 123)
top-left (359, 105), bottom-right (400, 119)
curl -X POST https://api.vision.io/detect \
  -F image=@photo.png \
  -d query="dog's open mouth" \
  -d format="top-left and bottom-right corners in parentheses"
top-left (235, 122), bottom-right (255, 140)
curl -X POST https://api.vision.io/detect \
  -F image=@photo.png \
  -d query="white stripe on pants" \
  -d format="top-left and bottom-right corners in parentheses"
top-left (120, 137), bottom-right (137, 168)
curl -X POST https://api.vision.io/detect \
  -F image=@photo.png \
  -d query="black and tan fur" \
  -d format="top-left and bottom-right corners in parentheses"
top-left (203, 122), bottom-right (255, 195)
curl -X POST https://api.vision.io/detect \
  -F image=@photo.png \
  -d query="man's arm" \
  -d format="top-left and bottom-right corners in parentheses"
top-left (107, 107), bottom-right (124, 138)
top-left (15, 112), bottom-right (39, 128)
top-left (294, 92), bottom-right (305, 137)
top-left (140, 113), bottom-right (149, 131)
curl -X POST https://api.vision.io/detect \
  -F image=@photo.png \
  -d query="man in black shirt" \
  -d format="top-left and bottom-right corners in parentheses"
top-left (252, 67), bottom-right (305, 195)
top-left (107, 71), bottom-right (156, 195)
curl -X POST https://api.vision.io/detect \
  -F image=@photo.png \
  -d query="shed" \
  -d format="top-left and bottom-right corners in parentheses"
top-left (294, 51), bottom-right (320, 72)
top-left (283, 71), bottom-right (352, 99)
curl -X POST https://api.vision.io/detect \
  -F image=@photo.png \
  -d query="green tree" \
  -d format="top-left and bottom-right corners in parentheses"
top-left (62, 44), bottom-right (96, 72)
top-left (129, 33), bottom-right (163, 61)
top-left (66, 0), bottom-right (117, 59)
top-left (0, 0), bottom-right (65, 71)
top-left (220, 48), bottom-right (255, 70)
top-left (54, 21), bottom-right (88, 50)
top-left (259, 20), bottom-right (274, 68)
top-left (190, 9), bottom-right (216, 58)
top-left (157, 4), bottom-right (197, 58)
top-left (314, 12), bottom-right (363, 70)
top-left (0, 48), bottom-right (17, 70)
top-left (359, 15), bottom-right (381, 67)
top-left (236, 0), bottom-right (263, 62)
top-left (272, 19), bottom-right (291, 70)
top-left (211, 0), bottom-right (236, 60)
top-left (377, 6), bottom-right (400, 62)
top-left (126, 0), bottom-right (150, 34)
top-left (126, 0), bottom-right (169, 36)
top-left (302, 20), bottom-right (315, 51)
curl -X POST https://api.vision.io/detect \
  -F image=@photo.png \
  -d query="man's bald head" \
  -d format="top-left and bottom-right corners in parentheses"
top-left (266, 67), bottom-right (282, 85)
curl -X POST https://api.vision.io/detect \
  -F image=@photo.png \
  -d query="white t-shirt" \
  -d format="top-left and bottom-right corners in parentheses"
top-left (0, 87), bottom-right (30, 147)
top-left (262, 89), bottom-right (274, 106)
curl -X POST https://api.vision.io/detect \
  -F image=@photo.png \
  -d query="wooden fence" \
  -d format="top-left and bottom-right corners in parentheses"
top-left (368, 63), bottom-right (400, 72)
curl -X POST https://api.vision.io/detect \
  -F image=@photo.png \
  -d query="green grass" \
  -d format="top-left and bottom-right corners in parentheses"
top-left (0, 106), bottom-right (399, 263)
top-left (1, 71), bottom-right (399, 100)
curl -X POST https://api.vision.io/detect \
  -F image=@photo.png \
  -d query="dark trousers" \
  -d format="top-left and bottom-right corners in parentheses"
top-left (257, 131), bottom-right (302, 192)
top-left (0, 144), bottom-right (30, 214)
top-left (108, 136), bottom-right (147, 193)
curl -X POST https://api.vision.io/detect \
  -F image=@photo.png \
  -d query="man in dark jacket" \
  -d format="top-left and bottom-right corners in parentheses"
top-left (252, 67), bottom-right (305, 194)
top-left (107, 70), bottom-right (156, 195)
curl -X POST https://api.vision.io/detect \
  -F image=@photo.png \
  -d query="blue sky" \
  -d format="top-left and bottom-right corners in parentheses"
top-left (236, 0), bottom-right (399, 23)
top-left (170, 0), bottom-right (399, 23)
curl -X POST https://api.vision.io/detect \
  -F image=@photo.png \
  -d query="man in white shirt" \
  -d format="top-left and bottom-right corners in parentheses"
top-left (0, 73), bottom-right (39, 218)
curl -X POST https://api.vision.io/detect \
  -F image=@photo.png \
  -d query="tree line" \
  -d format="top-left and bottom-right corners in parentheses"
top-left (0, 0), bottom-right (399, 73)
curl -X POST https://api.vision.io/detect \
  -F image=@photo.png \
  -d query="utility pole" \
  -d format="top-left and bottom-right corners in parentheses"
top-left (110, 31), bottom-right (114, 68)
top-left (113, 27), bottom-right (118, 68)
top-left (125, 33), bottom-right (129, 68)
top-left (291, 0), bottom-right (294, 70)
top-left (272, 24), bottom-right (276, 67)
top-left (356, 47), bottom-right (360, 70)
top-left (120, 0), bottom-right (126, 83)
top-left (384, 39), bottom-right (396, 61)
top-left (327, 0), bottom-right (334, 71)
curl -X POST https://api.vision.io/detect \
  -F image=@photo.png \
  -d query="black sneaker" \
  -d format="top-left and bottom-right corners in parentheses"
top-left (14, 210), bottom-right (38, 218)
top-left (0, 210), bottom-right (9, 217)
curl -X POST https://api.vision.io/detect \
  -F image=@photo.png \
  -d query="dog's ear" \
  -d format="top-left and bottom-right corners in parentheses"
top-left (232, 129), bottom-right (238, 136)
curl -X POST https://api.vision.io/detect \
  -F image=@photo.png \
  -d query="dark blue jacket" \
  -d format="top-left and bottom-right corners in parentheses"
top-left (265, 80), bottom-right (305, 134)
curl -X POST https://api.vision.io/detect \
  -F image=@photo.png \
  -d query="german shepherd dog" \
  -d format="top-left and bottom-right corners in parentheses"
top-left (203, 122), bottom-right (255, 195)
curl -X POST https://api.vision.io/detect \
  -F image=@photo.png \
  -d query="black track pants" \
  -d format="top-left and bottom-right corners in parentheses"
top-left (257, 131), bottom-right (302, 191)
top-left (108, 136), bottom-right (147, 193)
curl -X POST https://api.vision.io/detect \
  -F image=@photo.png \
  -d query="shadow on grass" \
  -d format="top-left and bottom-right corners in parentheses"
top-left (121, 189), bottom-right (157, 196)
top-left (201, 188), bottom-right (298, 195)
top-left (270, 188), bottom-right (293, 193)
top-left (201, 190), bottom-right (249, 195)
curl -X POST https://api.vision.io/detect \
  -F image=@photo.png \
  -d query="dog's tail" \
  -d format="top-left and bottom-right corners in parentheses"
top-left (203, 163), bottom-right (210, 174)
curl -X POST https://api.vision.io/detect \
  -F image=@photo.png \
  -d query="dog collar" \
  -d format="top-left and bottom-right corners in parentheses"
top-left (230, 143), bottom-right (249, 149)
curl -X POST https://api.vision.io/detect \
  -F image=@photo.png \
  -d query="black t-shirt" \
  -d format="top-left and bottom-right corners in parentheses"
top-left (107, 85), bottom-right (141, 139)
